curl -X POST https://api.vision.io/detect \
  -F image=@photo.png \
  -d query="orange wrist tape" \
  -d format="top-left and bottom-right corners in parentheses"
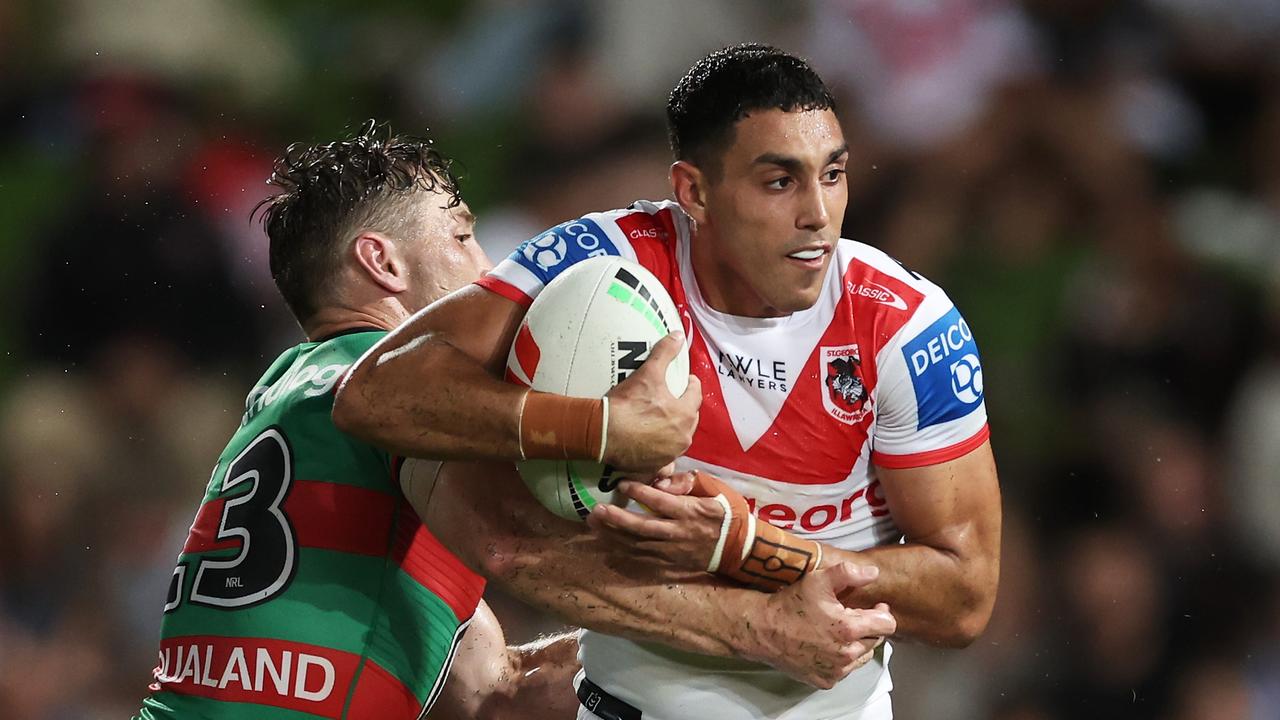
top-left (519, 392), bottom-right (607, 462)
top-left (690, 470), bottom-right (822, 592)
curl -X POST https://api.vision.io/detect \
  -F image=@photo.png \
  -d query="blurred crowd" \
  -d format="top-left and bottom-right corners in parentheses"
top-left (1, 1), bottom-right (1278, 718)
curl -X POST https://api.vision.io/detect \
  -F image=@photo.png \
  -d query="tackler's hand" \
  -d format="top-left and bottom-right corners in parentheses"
top-left (750, 563), bottom-right (895, 689)
top-left (585, 479), bottom-right (725, 573)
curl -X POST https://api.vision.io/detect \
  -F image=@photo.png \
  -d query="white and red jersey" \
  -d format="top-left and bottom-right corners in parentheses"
top-left (477, 200), bottom-right (989, 720)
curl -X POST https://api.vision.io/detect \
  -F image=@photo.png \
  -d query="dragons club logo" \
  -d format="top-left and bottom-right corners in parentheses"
top-left (821, 344), bottom-right (870, 424)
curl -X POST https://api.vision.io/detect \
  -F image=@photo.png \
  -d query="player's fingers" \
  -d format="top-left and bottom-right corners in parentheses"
top-left (839, 641), bottom-right (879, 676)
top-left (619, 481), bottom-right (709, 518)
top-left (653, 471), bottom-right (697, 496)
top-left (679, 374), bottom-right (703, 409)
top-left (658, 462), bottom-right (676, 479)
top-left (822, 561), bottom-right (880, 595)
top-left (624, 465), bottom-right (674, 484)
top-left (849, 605), bottom-right (897, 639)
top-left (587, 503), bottom-right (680, 540)
top-left (643, 332), bottom-right (686, 379)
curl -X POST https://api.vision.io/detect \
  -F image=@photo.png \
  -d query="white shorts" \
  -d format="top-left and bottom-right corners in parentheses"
top-left (575, 676), bottom-right (893, 720)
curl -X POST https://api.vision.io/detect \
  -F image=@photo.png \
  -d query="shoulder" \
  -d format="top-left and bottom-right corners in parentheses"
top-left (570, 199), bottom-right (685, 265)
top-left (832, 239), bottom-right (961, 357)
top-left (481, 200), bottom-right (687, 302)
top-left (835, 239), bottom-right (948, 306)
top-left (839, 243), bottom-right (987, 449)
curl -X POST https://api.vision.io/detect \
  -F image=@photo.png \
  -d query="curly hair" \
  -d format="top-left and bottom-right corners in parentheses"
top-left (254, 119), bottom-right (463, 323)
top-left (667, 44), bottom-right (835, 179)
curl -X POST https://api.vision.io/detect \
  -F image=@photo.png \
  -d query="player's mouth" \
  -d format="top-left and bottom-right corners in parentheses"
top-left (785, 244), bottom-right (830, 269)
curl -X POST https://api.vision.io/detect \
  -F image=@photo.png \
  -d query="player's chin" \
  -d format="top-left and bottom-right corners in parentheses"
top-left (770, 279), bottom-right (824, 314)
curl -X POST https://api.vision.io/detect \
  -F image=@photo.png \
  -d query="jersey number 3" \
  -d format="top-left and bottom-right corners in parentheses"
top-left (166, 427), bottom-right (298, 612)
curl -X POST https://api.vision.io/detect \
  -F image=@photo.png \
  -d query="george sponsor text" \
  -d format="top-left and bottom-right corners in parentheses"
top-left (743, 480), bottom-right (889, 533)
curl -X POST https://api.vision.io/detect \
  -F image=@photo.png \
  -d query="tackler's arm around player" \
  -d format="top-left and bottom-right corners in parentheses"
top-left (333, 284), bottom-right (700, 477)
top-left (418, 459), bottom-right (895, 690)
top-left (590, 444), bottom-right (1001, 648)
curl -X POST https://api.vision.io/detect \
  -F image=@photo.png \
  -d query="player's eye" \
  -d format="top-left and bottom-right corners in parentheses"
top-left (822, 168), bottom-right (846, 184)
top-left (765, 176), bottom-right (793, 190)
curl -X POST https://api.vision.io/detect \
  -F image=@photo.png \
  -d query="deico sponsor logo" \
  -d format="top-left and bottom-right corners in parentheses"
top-left (908, 318), bottom-right (973, 377)
top-left (515, 217), bottom-right (619, 281)
top-left (847, 280), bottom-right (907, 310)
top-left (950, 353), bottom-right (983, 404)
top-left (901, 306), bottom-right (984, 429)
top-left (743, 480), bottom-right (889, 533)
top-left (521, 232), bottom-right (567, 271)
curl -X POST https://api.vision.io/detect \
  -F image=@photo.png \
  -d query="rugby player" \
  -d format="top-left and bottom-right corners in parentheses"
top-left (336, 45), bottom-right (975, 719)
top-left (134, 121), bottom-right (582, 720)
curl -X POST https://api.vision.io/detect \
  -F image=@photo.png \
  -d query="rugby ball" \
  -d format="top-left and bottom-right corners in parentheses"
top-left (505, 256), bottom-right (689, 521)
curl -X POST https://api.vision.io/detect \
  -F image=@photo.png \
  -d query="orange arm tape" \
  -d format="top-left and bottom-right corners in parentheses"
top-left (689, 470), bottom-right (822, 592)
top-left (519, 392), bottom-right (606, 462)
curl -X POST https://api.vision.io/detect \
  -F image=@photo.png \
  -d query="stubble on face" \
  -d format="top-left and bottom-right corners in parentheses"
top-left (399, 194), bottom-right (489, 312)
top-left (692, 108), bottom-right (849, 318)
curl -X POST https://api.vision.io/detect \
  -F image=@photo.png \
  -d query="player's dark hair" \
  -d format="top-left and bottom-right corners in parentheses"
top-left (254, 119), bottom-right (462, 323)
top-left (667, 43), bottom-right (835, 180)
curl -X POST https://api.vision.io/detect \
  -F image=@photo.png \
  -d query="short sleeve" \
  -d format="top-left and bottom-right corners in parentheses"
top-left (871, 291), bottom-right (989, 469)
top-left (475, 214), bottom-right (636, 306)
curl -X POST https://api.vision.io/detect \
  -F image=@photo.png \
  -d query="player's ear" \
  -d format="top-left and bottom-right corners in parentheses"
top-left (671, 160), bottom-right (710, 227)
top-left (352, 232), bottom-right (410, 294)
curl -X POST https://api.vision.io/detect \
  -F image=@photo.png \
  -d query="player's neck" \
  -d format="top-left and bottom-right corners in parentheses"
top-left (689, 227), bottom-right (787, 319)
top-left (304, 301), bottom-right (406, 341)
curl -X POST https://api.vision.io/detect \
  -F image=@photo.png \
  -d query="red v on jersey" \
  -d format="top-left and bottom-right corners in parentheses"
top-left (685, 258), bottom-right (924, 485)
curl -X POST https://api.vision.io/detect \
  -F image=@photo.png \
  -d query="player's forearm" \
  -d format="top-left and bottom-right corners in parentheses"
top-left (334, 332), bottom-right (528, 460)
top-left (828, 542), bottom-right (997, 647)
top-left (482, 533), bottom-right (755, 660)
top-left (426, 462), bottom-right (759, 661)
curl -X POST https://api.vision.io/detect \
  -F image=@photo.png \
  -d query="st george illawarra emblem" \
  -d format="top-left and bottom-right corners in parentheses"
top-left (821, 344), bottom-right (870, 425)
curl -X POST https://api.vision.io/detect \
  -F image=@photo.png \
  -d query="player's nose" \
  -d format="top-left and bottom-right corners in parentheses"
top-left (796, 182), bottom-right (830, 232)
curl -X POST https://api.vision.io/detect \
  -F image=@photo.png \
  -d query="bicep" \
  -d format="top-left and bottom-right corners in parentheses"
top-left (875, 440), bottom-right (1001, 556)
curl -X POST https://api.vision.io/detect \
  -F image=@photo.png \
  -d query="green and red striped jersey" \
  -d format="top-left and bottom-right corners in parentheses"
top-left (135, 329), bottom-right (486, 720)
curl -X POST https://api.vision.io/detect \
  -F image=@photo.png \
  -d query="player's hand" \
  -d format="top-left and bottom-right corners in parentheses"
top-left (585, 478), bottom-right (722, 573)
top-left (651, 471), bottom-right (697, 496)
top-left (603, 332), bottom-right (701, 476)
top-left (747, 563), bottom-right (895, 689)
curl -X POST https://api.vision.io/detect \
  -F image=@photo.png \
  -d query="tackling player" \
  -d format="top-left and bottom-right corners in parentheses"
top-left (136, 116), bottom-right (893, 719)
top-left (134, 121), bottom-right (581, 720)
top-left (335, 44), bottom-right (1000, 719)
